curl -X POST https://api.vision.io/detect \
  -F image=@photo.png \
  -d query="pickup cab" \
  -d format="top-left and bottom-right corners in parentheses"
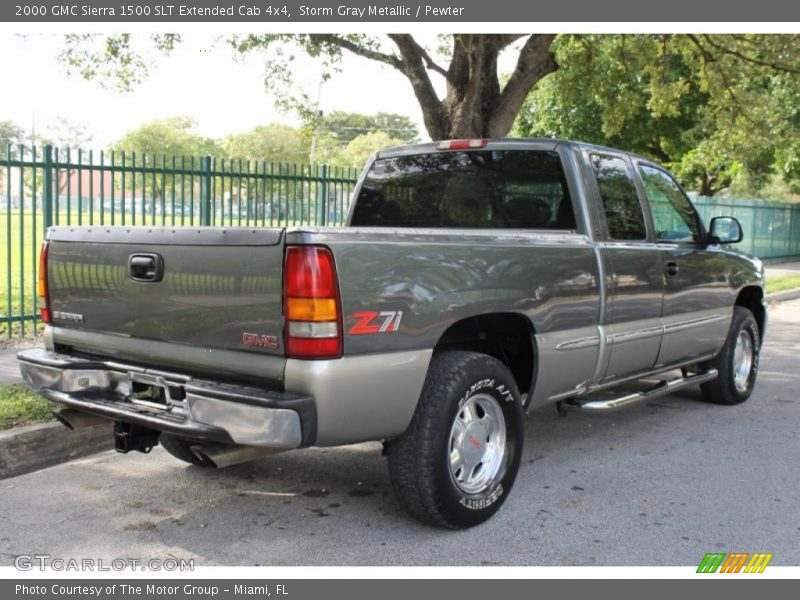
top-left (18, 138), bottom-right (766, 528)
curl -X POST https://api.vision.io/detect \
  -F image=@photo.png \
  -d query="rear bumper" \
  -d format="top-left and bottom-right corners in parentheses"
top-left (17, 349), bottom-right (315, 449)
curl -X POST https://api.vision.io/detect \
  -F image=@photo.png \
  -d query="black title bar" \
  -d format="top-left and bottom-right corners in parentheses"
top-left (3, 0), bottom-right (800, 22)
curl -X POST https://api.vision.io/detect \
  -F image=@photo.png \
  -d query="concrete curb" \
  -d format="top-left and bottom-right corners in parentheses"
top-left (0, 420), bottom-right (113, 480)
top-left (766, 288), bottom-right (800, 304)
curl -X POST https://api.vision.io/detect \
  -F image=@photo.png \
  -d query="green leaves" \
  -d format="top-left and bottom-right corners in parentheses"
top-left (514, 34), bottom-right (800, 197)
top-left (114, 116), bottom-right (220, 158)
top-left (59, 34), bottom-right (181, 92)
top-left (320, 111), bottom-right (419, 144)
top-left (223, 123), bottom-right (310, 164)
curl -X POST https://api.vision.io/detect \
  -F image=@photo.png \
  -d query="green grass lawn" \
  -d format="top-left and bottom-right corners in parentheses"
top-left (1, 211), bottom-right (45, 337)
top-left (765, 273), bottom-right (800, 294)
top-left (0, 384), bottom-right (54, 429)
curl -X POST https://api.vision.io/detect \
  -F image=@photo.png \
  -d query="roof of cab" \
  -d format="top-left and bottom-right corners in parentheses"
top-left (375, 137), bottom-right (654, 165)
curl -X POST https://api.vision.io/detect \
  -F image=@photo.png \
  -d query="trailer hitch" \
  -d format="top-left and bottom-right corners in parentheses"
top-left (114, 421), bottom-right (160, 454)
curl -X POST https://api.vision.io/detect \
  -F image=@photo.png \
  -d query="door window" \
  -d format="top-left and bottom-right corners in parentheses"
top-left (638, 165), bottom-right (701, 243)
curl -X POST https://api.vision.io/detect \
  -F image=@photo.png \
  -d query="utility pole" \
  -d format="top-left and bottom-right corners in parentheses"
top-left (309, 77), bottom-right (323, 165)
top-left (309, 109), bottom-right (323, 166)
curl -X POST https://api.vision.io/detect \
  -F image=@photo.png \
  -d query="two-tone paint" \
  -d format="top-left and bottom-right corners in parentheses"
top-left (30, 139), bottom-right (765, 448)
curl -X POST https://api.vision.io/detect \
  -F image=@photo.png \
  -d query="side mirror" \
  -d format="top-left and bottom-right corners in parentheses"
top-left (708, 216), bottom-right (743, 244)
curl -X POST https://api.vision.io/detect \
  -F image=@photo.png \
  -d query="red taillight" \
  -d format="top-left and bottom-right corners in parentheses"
top-left (38, 242), bottom-right (52, 325)
top-left (437, 139), bottom-right (488, 150)
top-left (284, 246), bottom-right (342, 359)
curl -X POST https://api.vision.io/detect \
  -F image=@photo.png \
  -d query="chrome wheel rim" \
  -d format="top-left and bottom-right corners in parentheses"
top-left (448, 393), bottom-right (507, 494)
top-left (733, 330), bottom-right (754, 393)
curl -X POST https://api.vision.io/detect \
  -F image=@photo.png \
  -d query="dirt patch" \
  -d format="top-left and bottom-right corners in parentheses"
top-left (0, 335), bottom-right (43, 350)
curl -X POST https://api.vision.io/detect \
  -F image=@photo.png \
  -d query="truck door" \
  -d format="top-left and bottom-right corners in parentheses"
top-left (634, 163), bottom-right (732, 367)
top-left (588, 153), bottom-right (665, 381)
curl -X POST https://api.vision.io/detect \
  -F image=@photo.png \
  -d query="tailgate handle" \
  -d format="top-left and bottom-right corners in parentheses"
top-left (128, 253), bottom-right (164, 282)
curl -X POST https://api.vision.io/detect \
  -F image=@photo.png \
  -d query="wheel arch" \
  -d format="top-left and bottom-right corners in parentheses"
top-left (735, 285), bottom-right (766, 340)
top-left (433, 312), bottom-right (536, 395)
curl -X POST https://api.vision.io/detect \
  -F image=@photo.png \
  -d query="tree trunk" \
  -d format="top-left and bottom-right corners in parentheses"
top-left (699, 170), bottom-right (726, 197)
top-left (388, 34), bottom-right (558, 140)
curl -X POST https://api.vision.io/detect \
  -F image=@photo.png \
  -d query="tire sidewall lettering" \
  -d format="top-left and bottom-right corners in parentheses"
top-left (444, 370), bottom-right (522, 517)
top-left (459, 484), bottom-right (504, 510)
top-left (458, 378), bottom-right (495, 406)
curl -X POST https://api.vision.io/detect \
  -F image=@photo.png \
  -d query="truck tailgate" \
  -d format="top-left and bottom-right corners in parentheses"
top-left (46, 227), bottom-right (285, 358)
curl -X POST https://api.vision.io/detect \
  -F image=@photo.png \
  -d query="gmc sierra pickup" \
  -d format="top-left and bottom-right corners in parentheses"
top-left (18, 138), bottom-right (766, 528)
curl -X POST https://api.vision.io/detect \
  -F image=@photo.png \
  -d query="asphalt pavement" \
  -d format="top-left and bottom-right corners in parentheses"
top-left (1, 300), bottom-right (799, 566)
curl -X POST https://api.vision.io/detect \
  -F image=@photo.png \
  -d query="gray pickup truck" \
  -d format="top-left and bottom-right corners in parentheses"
top-left (19, 138), bottom-right (766, 528)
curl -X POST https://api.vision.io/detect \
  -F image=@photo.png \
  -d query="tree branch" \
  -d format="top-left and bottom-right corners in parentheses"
top-left (488, 34), bottom-right (558, 137)
top-left (388, 34), bottom-right (448, 138)
top-left (308, 34), bottom-right (448, 137)
top-left (395, 36), bottom-right (449, 79)
top-left (701, 34), bottom-right (800, 75)
top-left (309, 34), bottom-right (401, 69)
top-left (493, 34), bottom-right (528, 50)
top-left (686, 35), bottom-right (761, 128)
top-left (685, 34), bottom-right (714, 65)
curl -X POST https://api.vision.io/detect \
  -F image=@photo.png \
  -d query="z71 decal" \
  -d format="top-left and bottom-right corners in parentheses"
top-left (349, 311), bottom-right (403, 335)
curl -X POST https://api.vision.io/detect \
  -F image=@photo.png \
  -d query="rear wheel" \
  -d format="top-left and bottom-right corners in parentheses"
top-left (701, 306), bottom-right (760, 405)
top-left (159, 434), bottom-right (214, 467)
top-left (387, 351), bottom-right (524, 528)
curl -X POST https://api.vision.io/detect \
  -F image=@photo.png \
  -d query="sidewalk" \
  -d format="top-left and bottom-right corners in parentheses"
top-left (764, 260), bottom-right (800, 278)
top-left (0, 348), bottom-right (25, 385)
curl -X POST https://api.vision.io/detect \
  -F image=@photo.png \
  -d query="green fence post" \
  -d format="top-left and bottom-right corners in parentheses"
top-left (319, 164), bottom-right (328, 226)
top-left (43, 144), bottom-right (53, 231)
top-left (200, 155), bottom-right (212, 226)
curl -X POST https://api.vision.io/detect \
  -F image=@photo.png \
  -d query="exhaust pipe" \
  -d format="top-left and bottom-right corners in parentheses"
top-left (189, 443), bottom-right (284, 469)
top-left (54, 409), bottom-right (111, 430)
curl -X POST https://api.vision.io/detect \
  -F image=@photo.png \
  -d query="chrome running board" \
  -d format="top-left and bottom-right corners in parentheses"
top-left (566, 369), bottom-right (718, 412)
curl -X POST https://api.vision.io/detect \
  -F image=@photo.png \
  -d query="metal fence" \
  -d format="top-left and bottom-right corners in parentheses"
top-left (2, 144), bottom-right (800, 337)
top-left (691, 196), bottom-right (800, 259)
top-left (2, 144), bottom-right (360, 336)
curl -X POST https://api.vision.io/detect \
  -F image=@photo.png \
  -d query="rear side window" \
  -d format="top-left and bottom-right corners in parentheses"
top-left (350, 150), bottom-right (576, 230)
top-left (591, 154), bottom-right (647, 241)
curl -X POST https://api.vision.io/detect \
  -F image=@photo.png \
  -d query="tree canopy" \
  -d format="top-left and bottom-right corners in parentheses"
top-left (40, 116), bottom-right (94, 151)
top-left (0, 120), bottom-right (24, 155)
top-left (58, 33), bottom-right (800, 195)
top-left (113, 116), bottom-right (221, 159)
top-left (223, 123), bottom-right (310, 164)
top-left (321, 111), bottom-right (419, 144)
top-left (111, 115), bottom-right (401, 168)
top-left (513, 35), bottom-right (800, 196)
top-left (314, 130), bottom-right (406, 167)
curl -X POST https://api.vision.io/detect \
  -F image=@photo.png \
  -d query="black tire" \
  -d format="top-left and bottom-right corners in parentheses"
top-left (700, 306), bottom-right (760, 405)
top-left (387, 351), bottom-right (524, 528)
top-left (159, 434), bottom-right (214, 467)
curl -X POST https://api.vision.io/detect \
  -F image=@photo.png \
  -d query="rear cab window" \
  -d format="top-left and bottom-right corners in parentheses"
top-left (350, 150), bottom-right (577, 230)
top-left (590, 154), bottom-right (648, 241)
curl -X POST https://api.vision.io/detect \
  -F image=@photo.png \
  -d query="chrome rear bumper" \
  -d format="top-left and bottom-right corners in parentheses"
top-left (17, 349), bottom-right (314, 448)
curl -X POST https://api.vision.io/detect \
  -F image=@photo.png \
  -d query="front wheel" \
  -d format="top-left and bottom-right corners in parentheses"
top-left (387, 351), bottom-right (524, 528)
top-left (701, 306), bottom-right (761, 405)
